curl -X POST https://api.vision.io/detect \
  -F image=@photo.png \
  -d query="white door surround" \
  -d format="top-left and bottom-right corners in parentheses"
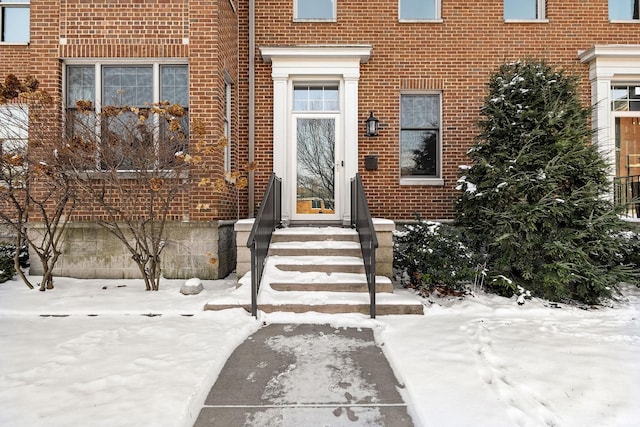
top-left (579, 45), bottom-right (640, 188)
top-left (260, 45), bottom-right (372, 225)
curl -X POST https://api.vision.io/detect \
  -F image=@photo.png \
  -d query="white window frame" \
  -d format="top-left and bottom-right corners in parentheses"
top-left (223, 77), bottom-right (232, 173)
top-left (62, 59), bottom-right (189, 172)
top-left (398, 0), bottom-right (442, 23)
top-left (291, 81), bottom-right (342, 221)
top-left (504, 0), bottom-right (547, 23)
top-left (0, 0), bottom-right (30, 44)
top-left (399, 91), bottom-right (444, 186)
top-left (609, 0), bottom-right (640, 22)
top-left (293, 0), bottom-right (337, 22)
top-left (0, 105), bottom-right (28, 186)
top-left (610, 84), bottom-right (640, 179)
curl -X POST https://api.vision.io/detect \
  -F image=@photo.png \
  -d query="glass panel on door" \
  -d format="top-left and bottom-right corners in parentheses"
top-left (296, 118), bottom-right (336, 215)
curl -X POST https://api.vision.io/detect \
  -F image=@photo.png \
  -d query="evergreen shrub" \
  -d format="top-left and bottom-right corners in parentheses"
top-left (0, 242), bottom-right (28, 283)
top-left (455, 60), bottom-right (639, 303)
top-left (393, 219), bottom-right (478, 295)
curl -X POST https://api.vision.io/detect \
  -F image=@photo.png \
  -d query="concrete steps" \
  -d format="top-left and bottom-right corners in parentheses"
top-left (204, 226), bottom-right (424, 315)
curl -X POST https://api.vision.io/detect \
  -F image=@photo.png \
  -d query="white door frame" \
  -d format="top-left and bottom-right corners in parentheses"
top-left (291, 111), bottom-right (342, 222)
top-left (260, 45), bottom-right (372, 225)
top-left (579, 45), bottom-right (640, 194)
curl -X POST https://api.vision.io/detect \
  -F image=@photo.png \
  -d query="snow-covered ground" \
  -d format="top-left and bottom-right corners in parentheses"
top-left (1, 275), bottom-right (639, 427)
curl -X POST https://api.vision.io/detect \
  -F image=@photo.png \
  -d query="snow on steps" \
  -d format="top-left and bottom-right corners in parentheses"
top-left (204, 226), bottom-right (424, 315)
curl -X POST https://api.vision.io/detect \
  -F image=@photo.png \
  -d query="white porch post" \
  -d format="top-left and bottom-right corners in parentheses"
top-left (272, 74), bottom-right (290, 223)
top-left (343, 75), bottom-right (360, 224)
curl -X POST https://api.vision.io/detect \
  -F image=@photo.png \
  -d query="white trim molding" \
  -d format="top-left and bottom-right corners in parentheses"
top-left (578, 45), bottom-right (640, 195)
top-left (259, 45), bottom-right (372, 224)
top-left (260, 45), bottom-right (372, 64)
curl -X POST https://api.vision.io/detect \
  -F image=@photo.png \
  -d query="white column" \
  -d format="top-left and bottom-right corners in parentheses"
top-left (343, 75), bottom-right (360, 224)
top-left (272, 74), bottom-right (290, 223)
top-left (592, 75), bottom-right (615, 179)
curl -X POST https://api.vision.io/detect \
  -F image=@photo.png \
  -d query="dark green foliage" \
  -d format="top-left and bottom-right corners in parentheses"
top-left (394, 219), bottom-right (479, 294)
top-left (615, 230), bottom-right (640, 270)
top-left (455, 60), bottom-right (639, 304)
top-left (0, 242), bottom-right (28, 283)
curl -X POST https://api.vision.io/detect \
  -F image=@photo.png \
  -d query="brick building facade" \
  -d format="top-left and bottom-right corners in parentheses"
top-left (1, 0), bottom-right (640, 279)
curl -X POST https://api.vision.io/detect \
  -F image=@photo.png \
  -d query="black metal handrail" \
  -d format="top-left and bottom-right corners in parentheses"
top-left (351, 173), bottom-right (378, 318)
top-left (247, 173), bottom-right (281, 317)
top-left (613, 175), bottom-right (640, 218)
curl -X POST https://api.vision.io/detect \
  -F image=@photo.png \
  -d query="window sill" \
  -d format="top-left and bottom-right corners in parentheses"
top-left (399, 19), bottom-right (443, 23)
top-left (79, 170), bottom-right (189, 180)
top-left (504, 19), bottom-right (549, 23)
top-left (609, 19), bottom-right (640, 23)
top-left (293, 18), bottom-right (337, 23)
top-left (400, 177), bottom-right (444, 186)
top-left (0, 41), bottom-right (29, 46)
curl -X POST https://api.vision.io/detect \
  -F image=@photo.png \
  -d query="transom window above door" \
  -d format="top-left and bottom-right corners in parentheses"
top-left (293, 85), bottom-right (339, 112)
top-left (612, 84), bottom-right (640, 111)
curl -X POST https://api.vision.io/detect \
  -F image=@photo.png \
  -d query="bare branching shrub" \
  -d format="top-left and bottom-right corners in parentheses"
top-left (3, 72), bottom-right (252, 292)
top-left (60, 101), bottom-right (192, 291)
top-left (1, 75), bottom-right (75, 290)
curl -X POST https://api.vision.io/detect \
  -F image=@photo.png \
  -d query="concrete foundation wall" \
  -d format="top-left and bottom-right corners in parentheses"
top-left (28, 221), bottom-right (236, 280)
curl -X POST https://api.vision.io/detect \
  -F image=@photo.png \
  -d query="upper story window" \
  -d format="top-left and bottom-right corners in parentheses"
top-left (399, 0), bottom-right (441, 21)
top-left (0, 0), bottom-right (30, 43)
top-left (504, 0), bottom-right (545, 21)
top-left (609, 0), bottom-right (640, 21)
top-left (65, 62), bottom-right (189, 171)
top-left (294, 0), bottom-right (336, 21)
top-left (400, 93), bottom-right (441, 182)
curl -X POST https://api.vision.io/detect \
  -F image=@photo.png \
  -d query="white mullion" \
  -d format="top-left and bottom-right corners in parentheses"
top-left (94, 63), bottom-right (102, 169)
top-left (538, 0), bottom-right (545, 20)
top-left (153, 63), bottom-right (161, 165)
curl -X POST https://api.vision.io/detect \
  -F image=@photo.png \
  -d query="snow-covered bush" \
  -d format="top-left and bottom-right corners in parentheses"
top-left (455, 60), bottom-right (639, 304)
top-left (394, 219), bottom-right (478, 295)
top-left (615, 230), bottom-right (640, 271)
top-left (0, 242), bottom-right (28, 283)
top-left (0, 244), bottom-right (13, 283)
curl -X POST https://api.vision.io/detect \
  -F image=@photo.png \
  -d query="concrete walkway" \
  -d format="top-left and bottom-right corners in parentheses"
top-left (194, 324), bottom-right (414, 426)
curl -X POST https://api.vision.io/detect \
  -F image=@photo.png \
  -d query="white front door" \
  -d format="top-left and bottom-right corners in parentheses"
top-left (292, 115), bottom-right (341, 221)
top-left (290, 84), bottom-right (342, 222)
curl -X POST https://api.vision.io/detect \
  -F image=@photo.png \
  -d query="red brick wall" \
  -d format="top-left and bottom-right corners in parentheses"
top-left (0, 46), bottom-right (31, 77)
top-left (247, 0), bottom-right (640, 220)
top-left (3, 1), bottom-right (640, 223)
top-left (1, 0), bottom-right (241, 222)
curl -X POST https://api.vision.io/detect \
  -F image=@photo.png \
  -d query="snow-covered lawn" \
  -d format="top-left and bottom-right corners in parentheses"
top-left (1, 275), bottom-right (638, 427)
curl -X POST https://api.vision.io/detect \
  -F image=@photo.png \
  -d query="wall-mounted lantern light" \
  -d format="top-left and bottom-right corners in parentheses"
top-left (365, 111), bottom-right (379, 137)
